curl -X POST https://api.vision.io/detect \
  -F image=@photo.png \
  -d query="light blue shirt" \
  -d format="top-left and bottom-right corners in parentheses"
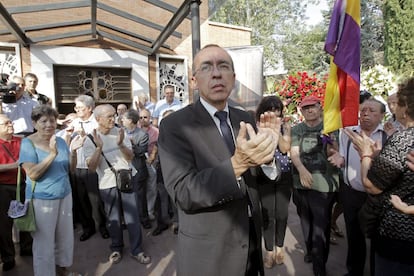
top-left (145, 101), bottom-right (155, 115)
top-left (19, 137), bottom-right (71, 199)
top-left (2, 95), bottom-right (38, 133)
top-left (152, 98), bottom-right (182, 122)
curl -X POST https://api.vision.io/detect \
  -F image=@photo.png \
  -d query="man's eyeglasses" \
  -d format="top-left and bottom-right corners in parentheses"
top-left (0, 120), bottom-right (13, 125)
top-left (194, 63), bottom-right (233, 75)
top-left (139, 116), bottom-right (148, 119)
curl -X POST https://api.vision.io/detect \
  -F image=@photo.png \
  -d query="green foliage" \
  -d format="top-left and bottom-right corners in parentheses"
top-left (281, 24), bottom-right (330, 75)
top-left (360, 0), bottom-right (385, 68)
top-left (323, 0), bottom-right (385, 70)
top-left (209, 0), bottom-right (319, 71)
top-left (209, 0), bottom-right (389, 77)
top-left (384, 0), bottom-right (414, 75)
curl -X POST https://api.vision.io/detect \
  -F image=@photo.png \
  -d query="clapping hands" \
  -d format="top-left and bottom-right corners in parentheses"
top-left (232, 112), bottom-right (281, 176)
top-left (70, 135), bottom-right (86, 152)
top-left (49, 135), bottom-right (57, 155)
top-left (343, 128), bottom-right (382, 158)
top-left (91, 129), bottom-right (103, 148)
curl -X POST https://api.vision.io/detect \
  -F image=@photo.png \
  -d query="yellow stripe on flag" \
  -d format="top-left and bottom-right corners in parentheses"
top-left (323, 59), bottom-right (342, 134)
top-left (345, 0), bottom-right (361, 26)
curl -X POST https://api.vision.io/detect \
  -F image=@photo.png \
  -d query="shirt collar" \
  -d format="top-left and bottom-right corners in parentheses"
top-left (353, 123), bottom-right (384, 135)
top-left (200, 97), bottom-right (229, 119)
top-left (80, 113), bottom-right (95, 123)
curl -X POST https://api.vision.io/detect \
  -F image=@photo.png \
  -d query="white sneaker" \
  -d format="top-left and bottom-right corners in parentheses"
top-left (131, 252), bottom-right (151, 264)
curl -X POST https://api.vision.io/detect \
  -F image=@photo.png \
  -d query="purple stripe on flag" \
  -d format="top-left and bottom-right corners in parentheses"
top-left (324, 0), bottom-right (344, 55)
top-left (333, 14), bottom-right (360, 83)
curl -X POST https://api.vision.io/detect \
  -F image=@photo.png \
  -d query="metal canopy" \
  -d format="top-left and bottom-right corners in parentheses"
top-left (0, 0), bottom-right (201, 56)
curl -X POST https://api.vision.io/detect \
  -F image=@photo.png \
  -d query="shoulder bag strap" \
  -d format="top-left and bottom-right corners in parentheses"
top-left (87, 135), bottom-right (121, 216)
top-left (16, 166), bottom-right (22, 202)
top-left (1, 144), bottom-right (17, 162)
top-left (15, 167), bottom-right (35, 202)
top-left (16, 139), bottom-right (38, 202)
top-left (2, 143), bottom-right (21, 200)
top-left (26, 139), bottom-right (37, 200)
top-left (87, 134), bottom-right (116, 174)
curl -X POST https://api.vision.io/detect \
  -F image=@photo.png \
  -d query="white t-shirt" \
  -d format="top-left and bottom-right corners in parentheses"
top-left (72, 115), bottom-right (98, 169)
top-left (83, 127), bottom-right (135, 190)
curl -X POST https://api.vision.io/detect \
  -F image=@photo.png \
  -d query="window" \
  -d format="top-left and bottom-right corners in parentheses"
top-left (54, 65), bottom-right (131, 113)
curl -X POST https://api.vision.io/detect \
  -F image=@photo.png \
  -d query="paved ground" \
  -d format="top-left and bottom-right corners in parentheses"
top-left (5, 200), bottom-right (352, 276)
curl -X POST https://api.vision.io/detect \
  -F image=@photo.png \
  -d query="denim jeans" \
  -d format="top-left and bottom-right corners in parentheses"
top-left (100, 187), bottom-right (143, 256)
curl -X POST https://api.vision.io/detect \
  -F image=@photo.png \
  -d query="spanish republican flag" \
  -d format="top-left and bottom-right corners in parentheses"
top-left (323, 0), bottom-right (360, 134)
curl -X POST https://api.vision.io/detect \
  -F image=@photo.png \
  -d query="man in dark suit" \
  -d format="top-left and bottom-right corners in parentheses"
top-left (122, 109), bottom-right (151, 229)
top-left (158, 44), bottom-right (281, 276)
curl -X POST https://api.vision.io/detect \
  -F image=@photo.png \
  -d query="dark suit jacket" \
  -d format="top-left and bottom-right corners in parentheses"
top-left (158, 100), bottom-right (264, 276)
top-left (129, 127), bottom-right (149, 181)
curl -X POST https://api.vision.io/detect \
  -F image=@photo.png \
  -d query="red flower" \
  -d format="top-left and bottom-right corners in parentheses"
top-left (273, 71), bottom-right (328, 117)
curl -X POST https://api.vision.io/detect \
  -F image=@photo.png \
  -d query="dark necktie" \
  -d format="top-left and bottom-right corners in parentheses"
top-left (215, 111), bottom-right (235, 155)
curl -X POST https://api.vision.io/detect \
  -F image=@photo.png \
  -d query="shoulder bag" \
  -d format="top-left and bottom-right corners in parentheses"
top-left (87, 134), bottom-right (133, 193)
top-left (8, 166), bottom-right (37, 232)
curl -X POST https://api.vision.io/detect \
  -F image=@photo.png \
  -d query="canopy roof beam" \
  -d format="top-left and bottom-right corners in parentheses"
top-left (0, 2), bottom-right (31, 46)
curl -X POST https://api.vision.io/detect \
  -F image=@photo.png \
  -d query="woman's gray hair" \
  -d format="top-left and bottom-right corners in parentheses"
top-left (75, 94), bottom-right (95, 109)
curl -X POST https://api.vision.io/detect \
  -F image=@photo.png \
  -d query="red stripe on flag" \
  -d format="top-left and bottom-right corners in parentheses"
top-left (337, 68), bottom-right (359, 127)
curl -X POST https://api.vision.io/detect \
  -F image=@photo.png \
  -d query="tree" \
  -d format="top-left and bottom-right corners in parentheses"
top-left (209, 0), bottom-right (388, 77)
top-left (209, 0), bottom-right (319, 71)
top-left (384, 0), bottom-right (414, 75)
top-left (360, 0), bottom-right (385, 69)
top-left (322, 0), bottom-right (385, 70)
top-left (280, 24), bottom-right (329, 75)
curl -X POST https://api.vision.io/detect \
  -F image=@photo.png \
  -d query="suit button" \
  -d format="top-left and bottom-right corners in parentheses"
top-left (242, 244), bottom-right (248, 249)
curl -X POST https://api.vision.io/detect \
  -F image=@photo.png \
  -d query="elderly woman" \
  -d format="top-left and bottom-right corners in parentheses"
top-left (19, 105), bottom-right (83, 276)
top-left (345, 77), bottom-right (414, 275)
top-left (0, 114), bottom-right (33, 272)
top-left (255, 96), bottom-right (292, 267)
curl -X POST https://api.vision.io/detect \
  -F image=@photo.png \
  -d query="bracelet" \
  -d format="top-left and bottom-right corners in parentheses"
top-left (361, 155), bottom-right (372, 160)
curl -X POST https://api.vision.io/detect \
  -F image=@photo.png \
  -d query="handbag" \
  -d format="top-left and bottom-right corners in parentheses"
top-left (88, 134), bottom-right (133, 193)
top-left (8, 166), bottom-right (37, 232)
top-left (115, 168), bottom-right (133, 193)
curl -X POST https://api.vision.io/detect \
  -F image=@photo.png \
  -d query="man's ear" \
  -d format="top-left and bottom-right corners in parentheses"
top-left (191, 76), bottom-right (198, 90)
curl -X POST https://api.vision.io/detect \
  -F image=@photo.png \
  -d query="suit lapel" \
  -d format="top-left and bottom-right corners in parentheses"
top-left (229, 107), bottom-right (242, 140)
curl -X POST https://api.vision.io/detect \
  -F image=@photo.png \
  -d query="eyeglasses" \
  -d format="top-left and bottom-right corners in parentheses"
top-left (0, 120), bottom-right (13, 125)
top-left (194, 62), bottom-right (233, 75)
top-left (139, 116), bottom-right (148, 119)
top-left (74, 106), bottom-right (86, 111)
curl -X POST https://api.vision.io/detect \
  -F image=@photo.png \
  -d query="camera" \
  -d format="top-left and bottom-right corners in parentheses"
top-left (0, 82), bottom-right (17, 103)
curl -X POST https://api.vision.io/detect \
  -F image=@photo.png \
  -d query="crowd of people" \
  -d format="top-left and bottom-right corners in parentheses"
top-left (0, 46), bottom-right (413, 276)
top-left (0, 73), bottom-right (183, 275)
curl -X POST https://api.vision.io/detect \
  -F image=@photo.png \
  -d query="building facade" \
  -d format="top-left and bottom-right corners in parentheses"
top-left (0, 1), bottom-right (252, 113)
